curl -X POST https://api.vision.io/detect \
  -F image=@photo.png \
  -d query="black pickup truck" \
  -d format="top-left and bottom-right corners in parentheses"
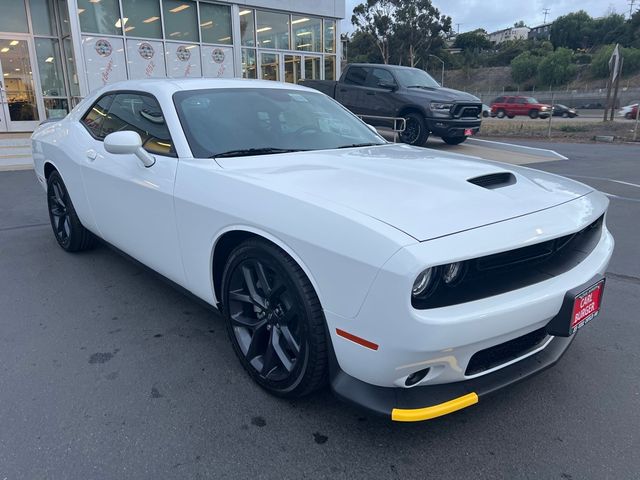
top-left (301, 63), bottom-right (482, 146)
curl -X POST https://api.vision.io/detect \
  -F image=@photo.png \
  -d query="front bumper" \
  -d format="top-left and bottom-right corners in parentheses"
top-left (331, 332), bottom-right (575, 421)
top-left (425, 117), bottom-right (481, 138)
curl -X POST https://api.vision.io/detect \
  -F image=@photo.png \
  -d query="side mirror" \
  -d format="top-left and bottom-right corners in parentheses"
top-left (104, 131), bottom-right (155, 167)
top-left (378, 80), bottom-right (397, 90)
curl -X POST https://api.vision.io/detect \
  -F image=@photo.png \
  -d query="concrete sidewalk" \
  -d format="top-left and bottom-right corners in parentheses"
top-left (0, 133), bottom-right (32, 171)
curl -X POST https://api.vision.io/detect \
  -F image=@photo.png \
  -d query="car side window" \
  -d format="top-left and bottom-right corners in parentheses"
top-left (366, 68), bottom-right (395, 88)
top-left (81, 94), bottom-right (115, 138)
top-left (494, 97), bottom-right (504, 103)
top-left (506, 97), bottom-right (516, 104)
top-left (516, 98), bottom-right (526, 104)
top-left (100, 93), bottom-right (176, 157)
top-left (344, 66), bottom-right (369, 86)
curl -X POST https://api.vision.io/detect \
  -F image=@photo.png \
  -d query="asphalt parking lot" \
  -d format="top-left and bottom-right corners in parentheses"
top-left (1, 141), bottom-right (639, 479)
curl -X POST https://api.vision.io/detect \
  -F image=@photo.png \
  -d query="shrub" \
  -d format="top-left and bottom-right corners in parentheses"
top-left (510, 52), bottom-right (540, 84)
top-left (537, 48), bottom-right (577, 86)
top-left (591, 45), bottom-right (640, 78)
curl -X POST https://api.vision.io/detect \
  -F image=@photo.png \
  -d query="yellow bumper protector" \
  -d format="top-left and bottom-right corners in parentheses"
top-left (391, 392), bottom-right (479, 422)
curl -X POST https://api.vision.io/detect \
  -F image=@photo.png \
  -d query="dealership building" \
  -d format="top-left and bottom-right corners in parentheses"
top-left (0, 0), bottom-right (345, 132)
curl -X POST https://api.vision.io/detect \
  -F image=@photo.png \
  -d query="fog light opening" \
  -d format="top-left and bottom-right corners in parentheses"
top-left (405, 367), bottom-right (431, 387)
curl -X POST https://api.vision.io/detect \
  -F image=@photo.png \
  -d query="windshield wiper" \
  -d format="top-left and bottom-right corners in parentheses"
top-left (336, 143), bottom-right (384, 149)
top-left (212, 147), bottom-right (307, 158)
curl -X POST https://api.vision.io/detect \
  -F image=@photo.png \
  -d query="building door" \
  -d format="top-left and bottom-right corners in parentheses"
top-left (0, 37), bottom-right (42, 132)
top-left (303, 55), bottom-right (322, 80)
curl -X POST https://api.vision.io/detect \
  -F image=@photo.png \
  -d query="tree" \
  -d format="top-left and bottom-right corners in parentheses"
top-left (537, 48), bottom-right (577, 86)
top-left (454, 29), bottom-right (492, 51)
top-left (393, 0), bottom-right (452, 67)
top-left (347, 30), bottom-right (384, 64)
top-left (510, 52), bottom-right (540, 84)
top-left (351, 0), bottom-right (396, 64)
top-left (513, 20), bottom-right (527, 28)
top-left (550, 11), bottom-right (594, 49)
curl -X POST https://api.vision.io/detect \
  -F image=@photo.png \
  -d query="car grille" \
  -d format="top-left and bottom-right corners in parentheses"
top-left (413, 215), bottom-right (604, 309)
top-left (465, 327), bottom-right (548, 376)
top-left (451, 103), bottom-right (482, 119)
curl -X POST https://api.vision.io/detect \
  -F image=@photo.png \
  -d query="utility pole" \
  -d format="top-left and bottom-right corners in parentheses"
top-left (543, 8), bottom-right (550, 23)
top-left (456, 23), bottom-right (463, 34)
top-left (629, 0), bottom-right (636, 18)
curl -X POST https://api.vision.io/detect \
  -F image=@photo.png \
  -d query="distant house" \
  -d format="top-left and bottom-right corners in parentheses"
top-left (528, 23), bottom-right (552, 41)
top-left (486, 26), bottom-right (530, 44)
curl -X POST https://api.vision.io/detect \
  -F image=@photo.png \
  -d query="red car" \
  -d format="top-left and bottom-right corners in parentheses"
top-left (490, 95), bottom-right (552, 119)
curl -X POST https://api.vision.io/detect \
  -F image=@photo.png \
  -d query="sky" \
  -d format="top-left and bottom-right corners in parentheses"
top-left (341, 0), bottom-right (631, 35)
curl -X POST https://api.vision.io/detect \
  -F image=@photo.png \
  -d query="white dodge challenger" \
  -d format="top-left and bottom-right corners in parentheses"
top-left (32, 79), bottom-right (614, 422)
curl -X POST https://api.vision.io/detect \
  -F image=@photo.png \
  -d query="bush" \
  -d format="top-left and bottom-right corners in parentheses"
top-left (537, 48), bottom-right (577, 86)
top-left (591, 45), bottom-right (640, 78)
top-left (511, 52), bottom-right (540, 84)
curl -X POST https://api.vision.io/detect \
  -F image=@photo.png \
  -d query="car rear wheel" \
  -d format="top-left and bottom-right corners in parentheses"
top-left (399, 112), bottom-right (429, 146)
top-left (221, 239), bottom-right (328, 397)
top-left (46, 171), bottom-right (95, 252)
top-left (442, 136), bottom-right (467, 145)
top-left (562, 112), bottom-right (569, 118)
top-left (529, 110), bottom-right (539, 119)
top-left (496, 109), bottom-right (506, 118)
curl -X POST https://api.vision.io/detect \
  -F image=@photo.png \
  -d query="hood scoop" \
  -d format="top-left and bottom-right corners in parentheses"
top-left (468, 172), bottom-right (516, 190)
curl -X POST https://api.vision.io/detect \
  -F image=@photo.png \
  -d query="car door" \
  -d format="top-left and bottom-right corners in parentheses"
top-left (505, 97), bottom-right (517, 116)
top-left (515, 97), bottom-right (527, 115)
top-left (79, 91), bottom-right (185, 285)
top-left (337, 66), bottom-right (370, 114)
top-left (361, 67), bottom-right (399, 119)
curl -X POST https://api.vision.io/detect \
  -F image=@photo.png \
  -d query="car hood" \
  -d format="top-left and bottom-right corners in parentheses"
top-left (405, 87), bottom-right (480, 103)
top-left (215, 144), bottom-right (592, 241)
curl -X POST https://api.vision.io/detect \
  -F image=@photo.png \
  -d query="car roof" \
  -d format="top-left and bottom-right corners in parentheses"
top-left (97, 77), bottom-right (314, 97)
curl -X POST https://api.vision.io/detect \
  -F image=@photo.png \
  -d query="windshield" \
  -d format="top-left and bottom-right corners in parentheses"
top-left (393, 68), bottom-right (440, 88)
top-left (173, 88), bottom-right (386, 158)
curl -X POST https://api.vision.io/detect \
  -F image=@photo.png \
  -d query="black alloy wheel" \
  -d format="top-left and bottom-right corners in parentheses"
top-left (399, 112), bottom-right (429, 146)
top-left (46, 171), bottom-right (94, 252)
top-left (221, 239), bottom-right (327, 397)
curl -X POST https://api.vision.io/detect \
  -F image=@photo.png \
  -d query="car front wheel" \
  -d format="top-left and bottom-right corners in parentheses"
top-left (496, 109), bottom-right (506, 118)
top-left (399, 112), bottom-right (429, 146)
top-left (221, 239), bottom-right (328, 397)
top-left (46, 170), bottom-right (95, 252)
top-left (529, 110), bottom-right (539, 119)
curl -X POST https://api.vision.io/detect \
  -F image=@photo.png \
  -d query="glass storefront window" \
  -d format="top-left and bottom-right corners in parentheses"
top-left (62, 38), bottom-right (80, 97)
top-left (78, 0), bottom-right (122, 35)
top-left (324, 55), bottom-right (336, 80)
top-left (121, 0), bottom-right (163, 39)
top-left (44, 98), bottom-right (69, 118)
top-left (324, 20), bottom-right (336, 53)
top-left (239, 9), bottom-right (255, 47)
top-left (59, 0), bottom-right (71, 36)
top-left (293, 16), bottom-right (321, 52)
top-left (0, 39), bottom-right (39, 121)
top-left (166, 42), bottom-right (201, 77)
top-left (0, 1), bottom-right (29, 33)
top-left (30, 0), bottom-right (57, 36)
top-left (162, 0), bottom-right (199, 42)
top-left (35, 38), bottom-right (66, 97)
top-left (199, 3), bottom-right (232, 45)
top-left (304, 56), bottom-right (321, 80)
top-left (241, 48), bottom-right (256, 78)
top-left (256, 10), bottom-right (289, 50)
top-left (284, 55), bottom-right (301, 84)
top-left (260, 52), bottom-right (279, 81)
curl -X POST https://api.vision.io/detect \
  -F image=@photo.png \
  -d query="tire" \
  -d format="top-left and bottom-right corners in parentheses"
top-left (46, 171), bottom-right (95, 252)
top-left (482, 111), bottom-right (489, 118)
top-left (399, 112), bottom-right (429, 146)
top-left (442, 136), bottom-right (467, 145)
top-left (221, 239), bottom-right (328, 398)
top-left (562, 112), bottom-right (569, 118)
top-left (496, 109), bottom-right (506, 119)
top-left (625, 112), bottom-right (633, 119)
top-left (507, 114), bottom-right (515, 119)
top-left (529, 110), bottom-right (539, 119)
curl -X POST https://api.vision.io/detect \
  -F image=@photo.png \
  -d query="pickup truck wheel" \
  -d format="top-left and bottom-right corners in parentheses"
top-left (529, 110), bottom-right (539, 119)
top-left (221, 239), bottom-right (328, 398)
top-left (442, 136), bottom-right (467, 145)
top-left (496, 109), bottom-right (506, 118)
top-left (400, 113), bottom-right (429, 146)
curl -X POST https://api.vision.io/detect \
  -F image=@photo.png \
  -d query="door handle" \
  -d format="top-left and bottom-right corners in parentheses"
top-left (366, 92), bottom-right (376, 96)
top-left (86, 149), bottom-right (97, 161)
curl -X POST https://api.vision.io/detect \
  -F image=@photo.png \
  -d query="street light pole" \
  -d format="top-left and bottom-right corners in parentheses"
top-left (429, 54), bottom-right (445, 87)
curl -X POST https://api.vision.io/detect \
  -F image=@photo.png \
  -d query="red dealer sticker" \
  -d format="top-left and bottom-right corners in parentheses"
top-left (570, 280), bottom-right (605, 333)
top-left (464, 128), bottom-right (475, 136)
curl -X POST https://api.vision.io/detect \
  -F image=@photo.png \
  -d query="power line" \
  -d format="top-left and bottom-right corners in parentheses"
top-left (630, 0), bottom-right (637, 18)
top-left (542, 8), bottom-right (550, 24)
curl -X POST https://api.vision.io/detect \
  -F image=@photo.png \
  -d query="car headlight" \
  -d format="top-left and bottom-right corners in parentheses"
top-left (540, 106), bottom-right (549, 111)
top-left (430, 102), bottom-right (453, 111)
top-left (442, 262), bottom-right (466, 286)
top-left (412, 267), bottom-right (438, 298)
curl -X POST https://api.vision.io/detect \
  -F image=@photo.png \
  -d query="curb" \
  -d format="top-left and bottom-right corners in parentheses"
top-left (467, 138), bottom-right (568, 160)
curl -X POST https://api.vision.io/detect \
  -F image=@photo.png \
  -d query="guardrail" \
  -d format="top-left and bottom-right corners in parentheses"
top-left (357, 115), bottom-right (406, 143)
